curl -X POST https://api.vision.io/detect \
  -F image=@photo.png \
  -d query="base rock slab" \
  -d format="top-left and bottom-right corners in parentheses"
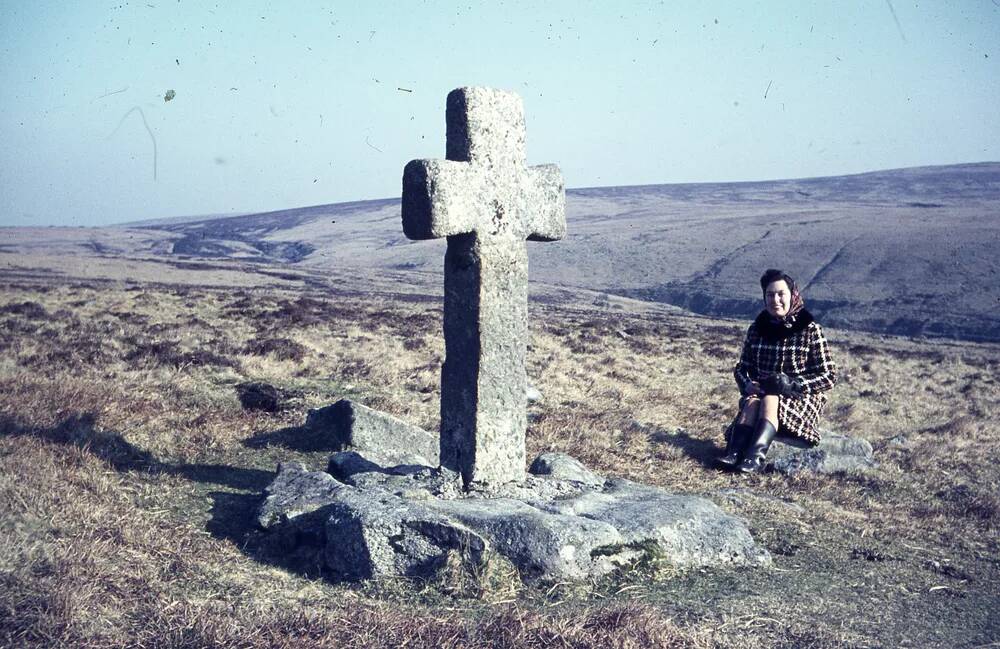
top-left (259, 454), bottom-right (770, 582)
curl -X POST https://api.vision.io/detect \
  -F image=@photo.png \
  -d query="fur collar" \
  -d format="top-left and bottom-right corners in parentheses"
top-left (753, 308), bottom-right (814, 340)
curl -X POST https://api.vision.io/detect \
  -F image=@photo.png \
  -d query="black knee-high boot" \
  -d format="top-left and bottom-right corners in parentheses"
top-left (738, 419), bottom-right (778, 474)
top-left (717, 423), bottom-right (753, 469)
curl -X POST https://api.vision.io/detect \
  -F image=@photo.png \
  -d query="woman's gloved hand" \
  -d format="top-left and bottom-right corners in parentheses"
top-left (761, 372), bottom-right (804, 397)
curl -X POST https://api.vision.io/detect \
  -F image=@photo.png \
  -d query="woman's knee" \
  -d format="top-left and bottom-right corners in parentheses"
top-left (760, 395), bottom-right (780, 426)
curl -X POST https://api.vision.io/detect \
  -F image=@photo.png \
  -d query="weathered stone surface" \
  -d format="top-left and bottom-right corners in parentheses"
top-left (258, 462), bottom-right (344, 529)
top-left (536, 479), bottom-right (769, 568)
top-left (402, 87), bottom-right (566, 488)
top-left (526, 384), bottom-right (543, 404)
top-left (470, 473), bottom-right (594, 503)
top-left (768, 432), bottom-right (877, 475)
top-left (324, 487), bottom-right (487, 581)
top-left (306, 399), bottom-right (438, 467)
top-left (258, 453), bottom-right (769, 581)
top-left (327, 451), bottom-right (462, 497)
top-left (528, 452), bottom-right (604, 486)
top-left (427, 497), bottom-right (628, 580)
top-left (326, 450), bottom-right (384, 482)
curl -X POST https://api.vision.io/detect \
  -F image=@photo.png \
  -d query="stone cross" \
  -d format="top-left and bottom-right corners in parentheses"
top-left (401, 87), bottom-right (566, 487)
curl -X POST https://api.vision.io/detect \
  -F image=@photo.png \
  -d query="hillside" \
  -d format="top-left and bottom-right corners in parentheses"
top-left (3, 162), bottom-right (999, 341)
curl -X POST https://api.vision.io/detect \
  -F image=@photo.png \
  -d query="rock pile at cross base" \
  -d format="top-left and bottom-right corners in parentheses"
top-left (257, 447), bottom-right (771, 582)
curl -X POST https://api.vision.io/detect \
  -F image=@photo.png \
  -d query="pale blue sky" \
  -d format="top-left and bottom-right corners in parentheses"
top-left (1, 1), bottom-right (997, 226)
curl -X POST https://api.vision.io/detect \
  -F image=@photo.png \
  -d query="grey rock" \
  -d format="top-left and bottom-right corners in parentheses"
top-left (324, 487), bottom-right (488, 581)
top-left (526, 384), bottom-right (543, 404)
top-left (538, 479), bottom-right (770, 568)
top-left (768, 433), bottom-right (878, 475)
top-left (258, 461), bottom-right (769, 581)
top-left (257, 462), bottom-right (344, 529)
top-left (473, 474), bottom-right (592, 503)
top-left (326, 451), bottom-right (430, 489)
top-left (306, 399), bottom-right (438, 467)
top-left (345, 465), bottom-right (455, 497)
top-left (402, 87), bottom-right (566, 488)
top-left (328, 451), bottom-right (464, 497)
top-left (528, 452), bottom-right (604, 486)
top-left (347, 471), bottom-right (431, 494)
top-left (327, 450), bottom-right (384, 481)
top-left (427, 496), bottom-right (627, 580)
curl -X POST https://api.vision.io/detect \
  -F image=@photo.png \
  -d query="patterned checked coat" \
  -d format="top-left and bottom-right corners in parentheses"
top-left (733, 309), bottom-right (837, 444)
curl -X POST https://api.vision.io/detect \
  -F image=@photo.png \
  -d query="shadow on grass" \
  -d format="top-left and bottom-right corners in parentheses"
top-left (206, 491), bottom-right (330, 577)
top-left (0, 412), bottom-right (336, 577)
top-left (0, 412), bottom-right (274, 491)
top-left (174, 463), bottom-right (273, 491)
top-left (242, 423), bottom-right (336, 452)
top-left (650, 427), bottom-right (722, 470)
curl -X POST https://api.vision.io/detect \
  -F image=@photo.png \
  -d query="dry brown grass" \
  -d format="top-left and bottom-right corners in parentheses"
top-left (1, 275), bottom-right (998, 648)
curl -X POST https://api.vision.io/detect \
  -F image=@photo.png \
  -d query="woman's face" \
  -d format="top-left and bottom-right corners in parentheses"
top-left (764, 280), bottom-right (792, 318)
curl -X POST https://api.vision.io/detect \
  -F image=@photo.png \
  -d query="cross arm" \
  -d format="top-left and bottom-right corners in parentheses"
top-left (524, 164), bottom-right (566, 242)
top-left (402, 159), bottom-right (483, 240)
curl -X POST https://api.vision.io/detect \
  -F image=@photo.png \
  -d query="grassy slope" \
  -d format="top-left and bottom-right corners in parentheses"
top-left (0, 267), bottom-right (998, 648)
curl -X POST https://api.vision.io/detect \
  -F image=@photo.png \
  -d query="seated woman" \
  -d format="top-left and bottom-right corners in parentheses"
top-left (719, 269), bottom-right (838, 473)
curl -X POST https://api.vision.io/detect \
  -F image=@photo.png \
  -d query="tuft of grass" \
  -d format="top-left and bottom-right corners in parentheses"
top-left (242, 336), bottom-right (309, 361)
top-left (122, 336), bottom-right (241, 370)
top-left (0, 300), bottom-right (49, 319)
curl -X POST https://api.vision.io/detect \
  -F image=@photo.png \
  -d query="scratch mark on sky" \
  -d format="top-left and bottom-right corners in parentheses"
top-left (764, 80), bottom-right (773, 99)
top-left (94, 86), bottom-right (128, 102)
top-left (885, 0), bottom-right (907, 42)
top-left (107, 107), bottom-right (158, 181)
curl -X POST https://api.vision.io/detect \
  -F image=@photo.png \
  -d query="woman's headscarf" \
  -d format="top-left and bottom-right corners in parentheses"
top-left (786, 283), bottom-right (805, 320)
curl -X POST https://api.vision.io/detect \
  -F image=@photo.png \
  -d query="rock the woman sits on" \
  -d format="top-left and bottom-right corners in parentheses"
top-left (719, 269), bottom-right (838, 473)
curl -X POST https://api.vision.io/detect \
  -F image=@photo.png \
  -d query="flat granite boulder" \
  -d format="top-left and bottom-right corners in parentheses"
top-left (306, 399), bottom-right (439, 467)
top-left (768, 432), bottom-right (877, 475)
top-left (258, 453), bottom-right (770, 582)
top-left (539, 479), bottom-right (768, 567)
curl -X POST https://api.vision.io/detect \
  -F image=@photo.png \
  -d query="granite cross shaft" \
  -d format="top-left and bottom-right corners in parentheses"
top-left (401, 87), bottom-right (566, 488)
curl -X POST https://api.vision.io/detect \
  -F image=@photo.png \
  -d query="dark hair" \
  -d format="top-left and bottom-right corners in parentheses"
top-left (760, 268), bottom-right (797, 294)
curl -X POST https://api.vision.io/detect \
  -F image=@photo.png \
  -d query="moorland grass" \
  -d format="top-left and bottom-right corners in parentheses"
top-left (1, 277), bottom-right (998, 648)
